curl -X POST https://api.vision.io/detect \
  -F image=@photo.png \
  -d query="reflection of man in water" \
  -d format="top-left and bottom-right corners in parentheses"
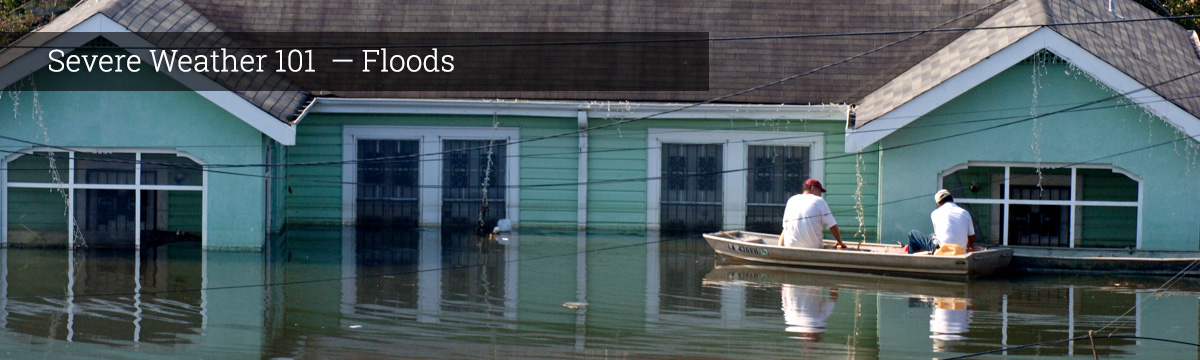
top-left (930, 297), bottom-right (972, 352)
top-left (781, 284), bottom-right (838, 342)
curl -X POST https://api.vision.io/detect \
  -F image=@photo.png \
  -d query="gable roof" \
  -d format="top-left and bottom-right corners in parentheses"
top-left (849, 0), bottom-right (1200, 151)
top-left (0, 0), bottom-right (308, 131)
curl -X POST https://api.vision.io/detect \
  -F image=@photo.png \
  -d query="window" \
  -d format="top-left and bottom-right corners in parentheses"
top-left (3, 149), bottom-right (205, 248)
top-left (343, 126), bottom-right (519, 229)
top-left (441, 140), bottom-right (506, 229)
top-left (647, 129), bottom-right (823, 232)
top-left (356, 140), bottom-right (420, 228)
top-left (939, 164), bottom-right (1140, 248)
top-left (660, 143), bottom-right (723, 234)
top-left (745, 145), bottom-right (809, 233)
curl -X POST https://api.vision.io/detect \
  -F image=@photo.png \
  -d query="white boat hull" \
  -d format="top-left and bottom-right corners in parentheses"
top-left (704, 230), bottom-right (1013, 280)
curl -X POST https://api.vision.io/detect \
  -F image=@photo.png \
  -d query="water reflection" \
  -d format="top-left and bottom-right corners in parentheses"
top-left (0, 231), bottom-right (1199, 359)
top-left (781, 284), bottom-right (837, 341)
top-left (929, 297), bottom-right (971, 351)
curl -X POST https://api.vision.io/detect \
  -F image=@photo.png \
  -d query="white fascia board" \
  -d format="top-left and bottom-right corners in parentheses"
top-left (845, 28), bottom-right (1046, 152)
top-left (0, 14), bottom-right (296, 145)
top-left (846, 27), bottom-right (1200, 152)
top-left (584, 102), bottom-right (849, 121)
top-left (307, 98), bottom-right (850, 121)
top-left (310, 98), bottom-right (582, 118)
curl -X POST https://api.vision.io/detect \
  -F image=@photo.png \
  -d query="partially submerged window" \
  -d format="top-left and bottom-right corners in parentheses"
top-left (660, 143), bottom-right (723, 234)
top-left (4, 149), bottom-right (204, 248)
top-left (441, 140), bottom-right (506, 229)
top-left (355, 140), bottom-right (420, 228)
top-left (940, 164), bottom-right (1140, 248)
top-left (745, 145), bottom-right (809, 233)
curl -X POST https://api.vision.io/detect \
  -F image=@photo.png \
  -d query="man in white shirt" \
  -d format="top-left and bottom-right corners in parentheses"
top-left (908, 189), bottom-right (975, 254)
top-left (778, 179), bottom-right (846, 250)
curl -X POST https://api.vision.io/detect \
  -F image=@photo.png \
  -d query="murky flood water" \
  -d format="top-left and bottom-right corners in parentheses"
top-left (2, 230), bottom-right (1199, 359)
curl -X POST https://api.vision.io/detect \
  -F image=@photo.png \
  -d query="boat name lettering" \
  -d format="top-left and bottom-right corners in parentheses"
top-left (727, 243), bottom-right (768, 256)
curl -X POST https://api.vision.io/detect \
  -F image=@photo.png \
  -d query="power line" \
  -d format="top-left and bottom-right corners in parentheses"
top-left (10, 10), bottom-right (1200, 50)
top-left (3, 91), bottom-right (1198, 192)
top-left (0, 0), bottom-right (1011, 185)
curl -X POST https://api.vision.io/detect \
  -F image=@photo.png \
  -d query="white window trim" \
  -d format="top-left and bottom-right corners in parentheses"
top-left (646, 129), bottom-right (825, 230)
top-left (342, 126), bottom-right (521, 228)
top-left (938, 162), bottom-right (1142, 248)
top-left (2, 147), bottom-right (207, 248)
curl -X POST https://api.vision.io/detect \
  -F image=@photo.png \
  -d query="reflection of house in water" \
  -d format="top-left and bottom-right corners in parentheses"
top-left (262, 227), bottom-right (518, 355)
top-left (0, 246), bottom-right (203, 344)
top-left (348, 228), bottom-right (517, 325)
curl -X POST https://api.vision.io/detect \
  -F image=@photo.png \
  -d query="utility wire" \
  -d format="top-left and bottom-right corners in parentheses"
top-left (3, 93), bottom-right (1198, 194)
top-left (0, 89), bottom-right (1181, 152)
top-left (8, 73), bottom-right (1194, 175)
top-left (11, 11), bottom-right (1200, 50)
top-left (0, 0), bottom-right (1013, 185)
top-left (5, 137), bottom-right (1197, 299)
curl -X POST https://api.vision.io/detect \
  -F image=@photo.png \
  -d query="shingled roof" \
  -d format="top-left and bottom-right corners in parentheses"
top-left (854, 0), bottom-right (1200, 128)
top-left (0, 0), bottom-right (308, 123)
top-left (175, 0), bottom-right (1006, 105)
top-left (9, 0), bottom-right (1195, 130)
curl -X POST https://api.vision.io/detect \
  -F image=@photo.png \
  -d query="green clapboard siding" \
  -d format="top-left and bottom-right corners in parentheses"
top-left (285, 110), bottom-right (879, 235)
top-left (584, 118), bottom-right (878, 236)
top-left (285, 113), bottom-right (579, 229)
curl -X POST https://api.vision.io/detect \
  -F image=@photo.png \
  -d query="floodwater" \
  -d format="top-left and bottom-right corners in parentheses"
top-left (2, 230), bottom-right (1199, 359)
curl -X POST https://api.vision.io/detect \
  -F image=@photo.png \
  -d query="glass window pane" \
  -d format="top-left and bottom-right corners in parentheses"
top-left (442, 140), bottom-right (506, 229)
top-left (745, 145), bottom-right (808, 233)
top-left (5, 188), bottom-right (70, 247)
top-left (942, 166), bottom-right (1004, 200)
top-left (1077, 168), bottom-right (1137, 202)
top-left (75, 189), bottom-right (136, 247)
top-left (357, 140), bottom-right (420, 228)
top-left (1075, 205), bottom-right (1136, 248)
top-left (142, 153), bottom-right (202, 186)
top-left (960, 203), bottom-right (1003, 246)
top-left (1008, 204), bottom-right (1070, 247)
top-left (75, 152), bottom-right (135, 185)
top-left (1009, 167), bottom-right (1070, 188)
top-left (1008, 167), bottom-right (1070, 201)
top-left (7, 152), bottom-right (67, 183)
top-left (659, 143), bottom-right (722, 234)
top-left (140, 190), bottom-right (203, 245)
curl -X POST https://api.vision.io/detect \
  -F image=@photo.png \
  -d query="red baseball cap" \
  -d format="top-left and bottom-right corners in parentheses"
top-left (804, 178), bottom-right (826, 192)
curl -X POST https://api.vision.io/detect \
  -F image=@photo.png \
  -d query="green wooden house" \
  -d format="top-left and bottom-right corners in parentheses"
top-left (1, 0), bottom-right (1198, 250)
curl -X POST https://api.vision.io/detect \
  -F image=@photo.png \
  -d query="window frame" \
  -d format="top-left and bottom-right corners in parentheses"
top-left (938, 162), bottom-right (1142, 248)
top-left (2, 147), bottom-right (207, 248)
top-left (646, 129), bottom-right (824, 231)
top-left (342, 126), bottom-right (521, 228)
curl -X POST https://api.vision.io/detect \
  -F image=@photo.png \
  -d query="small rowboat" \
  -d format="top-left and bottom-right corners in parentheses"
top-left (703, 230), bottom-right (1013, 280)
